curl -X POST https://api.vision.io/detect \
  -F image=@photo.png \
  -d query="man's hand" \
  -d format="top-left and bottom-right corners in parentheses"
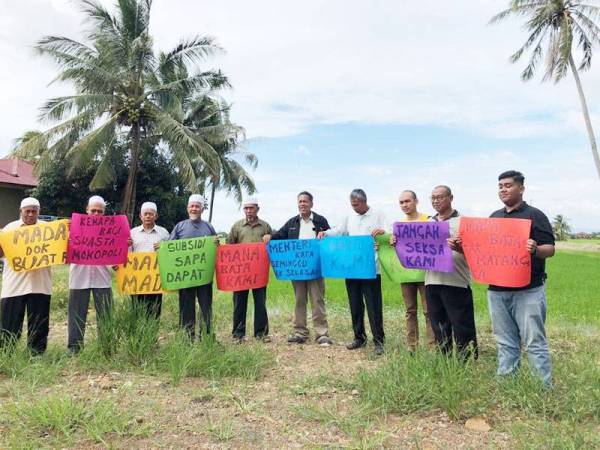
top-left (389, 235), bottom-right (397, 246)
top-left (526, 239), bottom-right (537, 255)
top-left (447, 236), bottom-right (463, 253)
top-left (371, 228), bottom-right (385, 237)
top-left (127, 237), bottom-right (133, 247)
top-left (263, 234), bottom-right (272, 244)
top-left (317, 231), bottom-right (327, 239)
top-left (213, 236), bottom-right (221, 246)
top-left (153, 242), bottom-right (161, 251)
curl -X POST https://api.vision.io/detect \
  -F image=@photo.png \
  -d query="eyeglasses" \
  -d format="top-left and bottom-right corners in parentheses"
top-left (430, 195), bottom-right (448, 202)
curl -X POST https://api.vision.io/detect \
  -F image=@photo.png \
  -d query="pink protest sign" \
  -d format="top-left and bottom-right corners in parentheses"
top-left (67, 213), bottom-right (130, 265)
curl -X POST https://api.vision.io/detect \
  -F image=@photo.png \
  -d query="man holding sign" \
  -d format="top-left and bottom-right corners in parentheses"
top-left (488, 171), bottom-right (555, 386)
top-left (320, 189), bottom-right (386, 355)
top-left (169, 194), bottom-right (219, 339)
top-left (128, 201), bottom-right (169, 319)
top-left (226, 197), bottom-right (272, 343)
top-left (0, 197), bottom-right (52, 354)
top-left (263, 191), bottom-right (333, 346)
top-left (425, 186), bottom-right (477, 358)
top-left (67, 196), bottom-right (116, 354)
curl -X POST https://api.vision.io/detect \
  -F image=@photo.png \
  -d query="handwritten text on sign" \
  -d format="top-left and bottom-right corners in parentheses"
top-left (216, 243), bottom-right (270, 291)
top-left (157, 237), bottom-right (216, 290)
top-left (393, 221), bottom-right (453, 272)
top-left (116, 252), bottom-right (164, 295)
top-left (375, 234), bottom-right (425, 283)
top-left (267, 239), bottom-right (321, 280)
top-left (0, 220), bottom-right (69, 272)
top-left (459, 217), bottom-right (531, 288)
top-left (67, 213), bottom-right (130, 265)
top-left (319, 235), bottom-right (376, 279)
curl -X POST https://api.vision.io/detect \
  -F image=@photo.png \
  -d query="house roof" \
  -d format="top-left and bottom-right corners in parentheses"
top-left (0, 158), bottom-right (38, 188)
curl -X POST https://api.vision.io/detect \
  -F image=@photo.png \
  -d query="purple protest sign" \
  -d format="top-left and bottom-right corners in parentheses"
top-left (393, 221), bottom-right (454, 273)
top-left (67, 213), bottom-right (130, 265)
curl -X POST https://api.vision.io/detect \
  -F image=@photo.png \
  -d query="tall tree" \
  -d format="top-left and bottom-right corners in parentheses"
top-left (552, 214), bottom-right (572, 240)
top-left (491, 0), bottom-right (600, 179)
top-left (13, 0), bottom-right (232, 219)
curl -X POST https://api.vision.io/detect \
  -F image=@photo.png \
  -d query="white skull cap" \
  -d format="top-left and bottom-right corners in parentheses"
top-left (20, 197), bottom-right (40, 209)
top-left (188, 194), bottom-right (205, 206)
top-left (88, 195), bottom-right (106, 207)
top-left (141, 201), bottom-right (158, 213)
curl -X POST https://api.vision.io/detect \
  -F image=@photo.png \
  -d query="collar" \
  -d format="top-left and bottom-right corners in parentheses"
top-left (299, 213), bottom-right (314, 222)
top-left (243, 218), bottom-right (262, 227)
top-left (353, 206), bottom-right (371, 217)
top-left (432, 209), bottom-right (459, 222)
top-left (139, 224), bottom-right (157, 233)
top-left (504, 201), bottom-right (528, 214)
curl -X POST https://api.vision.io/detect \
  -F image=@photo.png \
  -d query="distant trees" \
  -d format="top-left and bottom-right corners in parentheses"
top-left (552, 214), bottom-right (572, 241)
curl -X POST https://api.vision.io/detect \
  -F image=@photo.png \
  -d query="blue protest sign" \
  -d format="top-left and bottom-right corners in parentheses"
top-left (319, 235), bottom-right (376, 279)
top-left (267, 239), bottom-right (321, 280)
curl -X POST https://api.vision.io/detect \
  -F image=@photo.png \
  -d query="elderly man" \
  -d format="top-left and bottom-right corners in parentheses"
top-left (320, 189), bottom-right (386, 355)
top-left (263, 191), bottom-right (333, 346)
top-left (425, 185), bottom-right (477, 358)
top-left (488, 170), bottom-right (555, 387)
top-left (391, 190), bottom-right (435, 351)
top-left (227, 197), bottom-right (273, 343)
top-left (0, 197), bottom-right (52, 354)
top-left (170, 194), bottom-right (218, 339)
top-left (67, 195), bottom-right (114, 354)
top-left (129, 201), bottom-right (170, 319)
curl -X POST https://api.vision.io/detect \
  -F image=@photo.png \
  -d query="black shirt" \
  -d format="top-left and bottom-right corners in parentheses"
top-left (489, 202), bottom-right (554, 291)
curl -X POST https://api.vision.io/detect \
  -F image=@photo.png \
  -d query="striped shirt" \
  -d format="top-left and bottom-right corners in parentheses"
top-left (130, 224), bottom-right (170, 252)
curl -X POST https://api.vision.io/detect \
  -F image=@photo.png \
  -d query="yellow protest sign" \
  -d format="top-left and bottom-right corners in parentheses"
top-left (0, 220), bottom-right (69, 272)
top-left (116, 252), bottom-right (164, 295)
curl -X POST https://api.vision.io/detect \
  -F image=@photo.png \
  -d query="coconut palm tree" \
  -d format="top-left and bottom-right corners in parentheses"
top-left (491, 0), bottom-right (600, 179)
top-left (13, 0), bottom-right (230, 218)
top-left (552, 214), bottom-right (572, 240)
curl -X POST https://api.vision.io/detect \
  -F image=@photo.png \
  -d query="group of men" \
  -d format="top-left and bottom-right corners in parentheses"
top-left (0, 170), bottom-right (555, 386)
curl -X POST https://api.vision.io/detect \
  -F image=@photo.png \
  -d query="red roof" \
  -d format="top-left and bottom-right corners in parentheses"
top-left (0, 158), bottom-right (38, 187)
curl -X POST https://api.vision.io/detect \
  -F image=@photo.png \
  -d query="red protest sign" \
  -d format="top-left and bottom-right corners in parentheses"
top-left (215, 242), bottom-right (270, 292)
top-left (459, 217), bottom-right (532, 288)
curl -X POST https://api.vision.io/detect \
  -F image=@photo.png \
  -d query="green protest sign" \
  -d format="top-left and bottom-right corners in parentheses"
top-left (157, 237), bottom-right (217, 290)
top-left (376, 234), bottom-right (425, 283)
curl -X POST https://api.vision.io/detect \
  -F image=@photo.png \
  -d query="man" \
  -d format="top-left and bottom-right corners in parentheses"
top-left (227, 197), bottom-right (273, 343)
top-left (0, 197), bottom-right (52, 354)
top-left (170, 194), bottom-right (218, 339)
top-left (393, 190), bottom-right (435, 351)
top-left (320, 189), bottom-right (386, 355)
top-left (425, 185), bottom-right (477, 358)
top-left (128, 201), bottom-right (170, 319)
top-left (488, 170), bottom-right (555, 386)
top-left (67, 195), bottom-right (114, 354)
top-left (263, 191), bottom-right (333, 346)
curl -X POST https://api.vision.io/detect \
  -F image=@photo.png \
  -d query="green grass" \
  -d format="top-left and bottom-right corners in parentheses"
top-left (0, 249), bottom-right (598, 448)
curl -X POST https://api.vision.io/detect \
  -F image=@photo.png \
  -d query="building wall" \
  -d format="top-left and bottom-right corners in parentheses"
top-left (0, 185), bottom-right (29, 227)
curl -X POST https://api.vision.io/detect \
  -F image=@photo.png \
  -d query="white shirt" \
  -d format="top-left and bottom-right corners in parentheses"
top-left (298, 214), bottom-right (317, 239)
top-left (1, 219), bottom-right (52, 298)
top-left (130, 224), bottom-right (170, 252)
top-left (325, 207), bottom-right (386, 274)
top-left (69, 264), bottom-right (112, 289)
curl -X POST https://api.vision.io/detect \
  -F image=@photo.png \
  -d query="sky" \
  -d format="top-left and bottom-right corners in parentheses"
top-left (1, 0), bottom-right (599, 232)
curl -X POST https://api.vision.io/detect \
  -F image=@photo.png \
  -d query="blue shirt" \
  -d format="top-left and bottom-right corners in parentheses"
top-left (169, 219), bottom-right (216, 240)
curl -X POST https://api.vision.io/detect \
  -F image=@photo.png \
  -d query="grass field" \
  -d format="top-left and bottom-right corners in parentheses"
top-left (0, 249), bottom-right (599, 449)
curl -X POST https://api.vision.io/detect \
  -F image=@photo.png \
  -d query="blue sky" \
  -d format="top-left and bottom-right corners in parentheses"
top-left (1, 0), bottom-right (599, 231)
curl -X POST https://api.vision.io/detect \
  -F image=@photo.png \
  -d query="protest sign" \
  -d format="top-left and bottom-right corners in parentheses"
top-left (375, 234), bottom-right (425, 283)
top-left (0, 220), bottom-right (69, 272)
top-left (319, 235), bottom-right (376, 279)
top-left (157, 237), bottom-right (216, 290)
top-left (67, 213), bottom-right (130, 265)
top-left (393, 221), bottom-right (453, 272)
top-left (459, 217), bottom-right (532, 287)
top-left (267, 239), bottom-right (321, 280)
top-left (116, 252), bottom-right (164, 295)
top-left (216, 243), bottom-right (270, 291)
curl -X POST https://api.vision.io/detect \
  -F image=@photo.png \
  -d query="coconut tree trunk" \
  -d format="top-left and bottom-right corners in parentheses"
top-left (121, 124), bottom-right (141, 222)
top-left (208, 182), bottom-right (216, 222)
top-left (569, 54), bottom-right (600, 179)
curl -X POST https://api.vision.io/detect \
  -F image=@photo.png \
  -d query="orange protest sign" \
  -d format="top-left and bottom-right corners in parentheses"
top-left (459, 217), bottom-right (532, 288)
top-left (215, 242), bottom-right (270, 292)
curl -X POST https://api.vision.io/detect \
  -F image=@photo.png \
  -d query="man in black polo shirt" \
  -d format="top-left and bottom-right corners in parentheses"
top-left (488, 170), bottom-right (555, 387)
